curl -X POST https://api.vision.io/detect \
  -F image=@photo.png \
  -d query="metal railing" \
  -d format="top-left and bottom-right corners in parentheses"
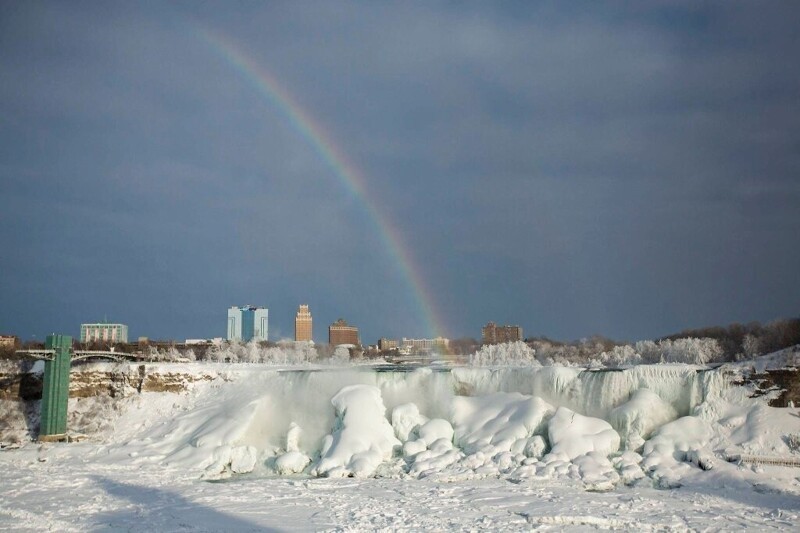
top-left (14, 349), bottom-right (56, 360)
top-left (15, 349), bottom-right (141, 362)
top-left (727, 454), bottom-right (800, 467)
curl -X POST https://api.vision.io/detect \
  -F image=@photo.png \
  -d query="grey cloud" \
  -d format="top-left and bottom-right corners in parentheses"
top-left (1, 1), bottom-right (798, 342)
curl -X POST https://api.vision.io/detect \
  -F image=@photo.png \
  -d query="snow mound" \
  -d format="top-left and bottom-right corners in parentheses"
top-left (407, 438), bottom-right (463, 478)
top-left (141, 388), bottom-right (276, 476)
top-left (612, 451), bottom-right (646, 485)
top-left (643, 416), bottom-right (714, 458)
top-left (546, 407), bottom-right (620, 461)
top-left (416, 418), bottom-right (454, 446)
top-left (201, 445), bottom-right (258, 480)
top-left (609, 389), bottom-right (678, 451)
top-left (274, 451), bottom-right (311, 475)
top-left (311, 385), bottom-right (400, 478)
top-left (452, 393), bottom-right (554, 455)
top-left (642, 416), bottom-right (715, 487)
top-left (391, 403), bottom-right (429, 443)
top-left (572, 452), bottom-right (620, 491)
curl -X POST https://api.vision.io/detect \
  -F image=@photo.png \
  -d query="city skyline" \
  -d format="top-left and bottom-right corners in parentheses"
top-left (1, 2), bottom-right (798, 344)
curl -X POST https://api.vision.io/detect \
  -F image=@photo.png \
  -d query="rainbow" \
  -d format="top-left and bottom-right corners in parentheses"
top-left (198, 27), bottom-right (444, 340)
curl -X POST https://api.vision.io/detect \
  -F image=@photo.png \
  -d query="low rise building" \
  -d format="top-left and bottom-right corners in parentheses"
top-left (401, 337), bottom-right (450, 353)
top-left (378, 338), bottom-right (399, 351)
top-left (81, 322), bottom-right (128, 343)
top-left (329, 319), bottom-right (359, 346)
top-left (0, 335), bottom-right (19, 348)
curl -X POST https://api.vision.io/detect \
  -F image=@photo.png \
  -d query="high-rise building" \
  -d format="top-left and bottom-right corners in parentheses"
top-left (227, 306), bottom-right (269, 342)
top-left (329, 318), bottom-right (359, 346)
top-left (295, 305), bottom-right (313, 342)
top-left (80, 322), bottom-right (128, 343)
top-left (481, 322), bottom-right (523, 344)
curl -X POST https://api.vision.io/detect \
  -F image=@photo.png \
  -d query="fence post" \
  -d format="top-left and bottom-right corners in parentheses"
top-left (39, 334), bottom-right (72, 441)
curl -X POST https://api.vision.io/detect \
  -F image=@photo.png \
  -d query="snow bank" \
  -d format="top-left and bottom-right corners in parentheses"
top-left (153, 394), bottom-right (271, 472)
top-left (311, 385), bottom-right (400, 477)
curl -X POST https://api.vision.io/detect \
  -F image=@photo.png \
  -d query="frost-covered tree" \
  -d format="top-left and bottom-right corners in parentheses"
top-left (243, 341), bottom-right (261, 364)
top-left (469, 341), bottom-right (541, 366)
top-left (659, 338), bottom-right (723, 365)
top-left (331, 345), bottom-right (352, 363)
top-left (634, 340), bottom-right (661, 364)
top-left (595, 344), bottom-right (641, 366)
top-left (743, 334), bottom-right (761, 358)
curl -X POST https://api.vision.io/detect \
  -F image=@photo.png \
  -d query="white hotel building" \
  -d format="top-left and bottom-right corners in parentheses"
top-left (401, 337), bottom-right (450, 353)
top-left (80, 322), bottom-right (128, 343)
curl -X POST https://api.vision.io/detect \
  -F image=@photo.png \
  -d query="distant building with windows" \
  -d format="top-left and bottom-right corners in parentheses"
top-left (0, 335), bottom-right (19, 348)
top-left (329, 319), bottom-right (359, 346)
top-left (482, 322), bottom-right (523, 344)
top-left (401, 337), bottom-right (450, 353)
top-left (378, 338), bottom-right (399, 351)
top-left (227, 306), bottom-right (269, 342)
top-left (295, 305), bottom-right (313, 342)
top-left (81, 322), bottom-right (128, 344)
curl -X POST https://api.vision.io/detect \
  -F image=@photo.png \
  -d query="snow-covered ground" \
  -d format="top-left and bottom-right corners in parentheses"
top-left (2, 355), bottom-right (800, 531)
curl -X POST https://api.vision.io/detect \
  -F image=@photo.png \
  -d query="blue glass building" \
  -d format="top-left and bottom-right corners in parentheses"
top-left (227, 306), bottom-right (269, 342)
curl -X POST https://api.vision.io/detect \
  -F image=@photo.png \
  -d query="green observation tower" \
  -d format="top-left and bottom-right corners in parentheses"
top-left (38, 334), bottom-right (72, 441)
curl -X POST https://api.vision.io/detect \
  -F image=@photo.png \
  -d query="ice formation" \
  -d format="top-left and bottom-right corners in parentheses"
top-left (3, 350), bottom-right (799, 530)
top-left (609, 388), bottom-right (678, 451)
top-left (311, 385), bottom-right (400, 478)
top-left (30, 356), bottom-right (791, 493)
top-left (545, 407), bottom-right (620, 461)
top-left (451, 393), bottom-right (553, 455)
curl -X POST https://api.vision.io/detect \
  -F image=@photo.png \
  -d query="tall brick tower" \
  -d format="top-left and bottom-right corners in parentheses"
top-left (295, 305), bottom-right (313, 342)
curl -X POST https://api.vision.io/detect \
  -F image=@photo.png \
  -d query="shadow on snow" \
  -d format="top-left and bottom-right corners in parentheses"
top-left (89, 476), bottom-right (277, 532)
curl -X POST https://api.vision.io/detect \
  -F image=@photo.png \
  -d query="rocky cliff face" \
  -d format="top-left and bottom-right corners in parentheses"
top-left (0, 363), bottom-right (216, 402)
top-left (740, 368), bottom-right (800, 407)
top-left (1, 363), bottom-right (220, 444)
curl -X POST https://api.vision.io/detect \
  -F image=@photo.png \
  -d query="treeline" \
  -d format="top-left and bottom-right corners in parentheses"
top-left (465, 318), bottom-right (800, 366)
top-left (521, 318), bottom-right (800, 364)
top-left (1, 317), bottom-right (798, 365)
top-left (659, 318), bottom-right (800, 360)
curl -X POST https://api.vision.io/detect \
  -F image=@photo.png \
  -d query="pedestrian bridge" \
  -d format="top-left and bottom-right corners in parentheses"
top-left (16, 349), bottom-right (143, 363)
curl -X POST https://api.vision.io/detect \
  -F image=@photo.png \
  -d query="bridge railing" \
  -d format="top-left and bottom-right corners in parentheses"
top-left (14, 349), bottom-right (56, 360)
top-left (72, 351), bottom-right (130, 362)
top-left (15, 349), bottom-right (142, 363)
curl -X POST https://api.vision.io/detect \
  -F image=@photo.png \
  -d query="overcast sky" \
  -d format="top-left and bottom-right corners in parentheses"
top-left (1, 1), bottom-right (798, 344)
